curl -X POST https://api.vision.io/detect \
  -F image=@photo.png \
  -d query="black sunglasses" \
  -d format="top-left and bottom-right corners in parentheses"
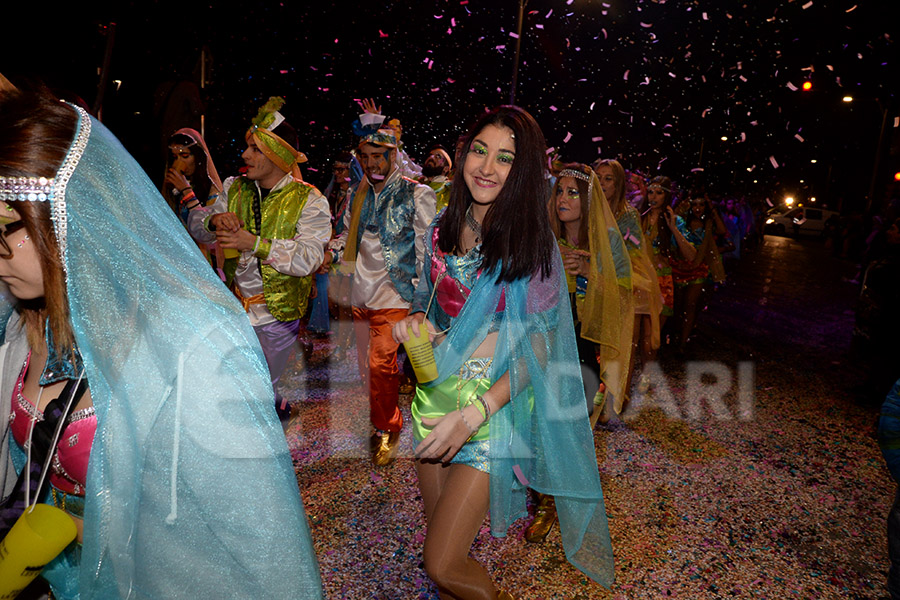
top-left (0, 220), bottom-right (27, 259)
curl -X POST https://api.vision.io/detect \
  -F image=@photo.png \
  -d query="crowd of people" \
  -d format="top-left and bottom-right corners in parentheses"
top-left (0, 74), bottom-right (806, 599)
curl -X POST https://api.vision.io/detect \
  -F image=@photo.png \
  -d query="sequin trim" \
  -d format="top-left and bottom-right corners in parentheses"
top-left (69, 406), bottom-right (95, 423)
top-left (51, 452), bottom-right (84, 495)
top-left (458, 357), bottom-right (493, 381)
top-left (52, 103), bottom-right (92, 275)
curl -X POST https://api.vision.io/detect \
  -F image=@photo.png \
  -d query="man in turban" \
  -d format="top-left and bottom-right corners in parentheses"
top-left (189, 97), bottom-right (331, 419)
top-left (327, 125), bottom-right (436, 466)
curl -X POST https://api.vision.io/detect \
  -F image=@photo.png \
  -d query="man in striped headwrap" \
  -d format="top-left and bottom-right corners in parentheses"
top-left (188, 97), bottom-right (331, 420)
top-left (326, 125), bottom-right (436, 466)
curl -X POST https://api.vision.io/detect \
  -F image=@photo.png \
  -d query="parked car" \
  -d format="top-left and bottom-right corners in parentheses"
top-left (765, 207), bottom-right (839, 237)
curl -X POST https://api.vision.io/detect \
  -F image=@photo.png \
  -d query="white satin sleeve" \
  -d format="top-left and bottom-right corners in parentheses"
top-left (412, 182), bottom-right (437, 286)
top-left (186, 177), bottom-right (235, 244)
top-left (262, 188), bottom-right (331, 277)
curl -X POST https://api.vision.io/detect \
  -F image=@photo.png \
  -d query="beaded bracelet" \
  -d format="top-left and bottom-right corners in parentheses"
top-left (458, 408), bottom-right (478, 436)
top-left (475, 394), bottom-right (492, 422)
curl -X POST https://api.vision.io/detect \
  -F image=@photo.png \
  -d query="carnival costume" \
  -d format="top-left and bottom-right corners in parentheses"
top-left (409, 214), bottom-right (615, 587)
top-left (669, 219), bottom-right (726, 286)
top-left (0, 104), bottom-right (322, 598)
top-left (424, 176), bottom-right (452, 213)
top-left (554, 169), bottom-right (634, 415)
top-left (331, 129), bottom-right (436, 441)
top-left (163, 127), bottom-right (228, 278)
top-left (643, 213), bottom-right (691, 317)
top-left (188, 98), bottom-right (331, 411)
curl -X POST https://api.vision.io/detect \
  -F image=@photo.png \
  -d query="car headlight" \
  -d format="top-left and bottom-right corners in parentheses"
top-left (766, 218), bottom-right (774, 224)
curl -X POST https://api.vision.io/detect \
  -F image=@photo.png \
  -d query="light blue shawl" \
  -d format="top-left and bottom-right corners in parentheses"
top-left (6, 105), bottom-right (322, 598)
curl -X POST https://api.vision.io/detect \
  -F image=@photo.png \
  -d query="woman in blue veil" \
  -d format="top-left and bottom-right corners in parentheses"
top-left (393, 106), bottom-right (614, 599)
top-left (0, 82), bottom-right (322, 598)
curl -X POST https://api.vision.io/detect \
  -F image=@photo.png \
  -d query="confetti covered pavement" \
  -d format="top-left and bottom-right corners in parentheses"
top-left (280, 235), bottom-right (892, 599)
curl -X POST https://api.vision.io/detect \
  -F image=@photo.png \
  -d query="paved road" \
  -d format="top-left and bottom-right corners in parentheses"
top-left (282, 234), bottom-right (892, 599)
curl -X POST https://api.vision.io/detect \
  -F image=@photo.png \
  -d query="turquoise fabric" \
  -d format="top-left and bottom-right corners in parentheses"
top-left (412, 218), bottom-right (615, 587)
top-left (28, 107), bottom-right (322, 598)
top-left (351, 176), bottom-right (418, 302)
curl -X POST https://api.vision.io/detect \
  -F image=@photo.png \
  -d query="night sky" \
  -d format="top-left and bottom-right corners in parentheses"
top-left (3, 0), bottom-right (897, 213)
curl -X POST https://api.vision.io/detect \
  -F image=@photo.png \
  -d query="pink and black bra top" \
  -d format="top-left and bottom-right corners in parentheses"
top-left (9, 352), bottom-right (96, 496)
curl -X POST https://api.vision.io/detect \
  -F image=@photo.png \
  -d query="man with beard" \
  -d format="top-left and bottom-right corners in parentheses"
top-left (189, 97), bottom-right (330, 420)
top-left (326, 128), bottom-right (436, 465)
top-left (419, 144), bottom-right (453, 212)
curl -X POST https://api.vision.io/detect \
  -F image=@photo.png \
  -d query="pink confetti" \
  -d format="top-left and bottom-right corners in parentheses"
top-left (702, 11), bottom-right (708, 19)
top-left (535, 23), bottom-right (544, 29)
top-left (786, 82), bottom-right (799, 91)
top-left (624, 70), bottom-right (630, 80)
top-left (563, 132), bottom-right (573, 143)
top-left (549, 105), bottom-right (558, 111)
top-left (591, 136), bottom-right (603, 142)
top-left (846, 4), bottom-right (857, 11)
top-left (379, 30), bottom-right (388, 37)
top-left (691, 167), bottom-right (705, 172)
top-left (545, 9), bottom-right (553, 18)
top-left (802, 1), bottom-right (813, 8)
top-left (510, 32), bottom-right (519, 38)
top-left (794, 134), bottom-right (805, 142)
top-left (769, 156), bottom-right (780, 168)
top-left (546, 147), bottom-right (555, 154)
top-left (513, 465), bottom-right (530, 486)
top-left (451, 18), bottom-right (456, 26)
top-left (640, 22), bottom-right (653, 28)
top-left (434, 14), bottom-right (442, 19)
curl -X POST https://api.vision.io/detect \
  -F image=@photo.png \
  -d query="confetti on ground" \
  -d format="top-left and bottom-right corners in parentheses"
top-left (278, 237), bottom-right (891, 599)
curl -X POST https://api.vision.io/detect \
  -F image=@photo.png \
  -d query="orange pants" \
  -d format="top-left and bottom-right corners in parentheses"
top-left (352, 307), bottom-right (408, 432)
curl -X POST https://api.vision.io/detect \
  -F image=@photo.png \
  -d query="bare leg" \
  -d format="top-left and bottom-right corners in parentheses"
top-left (416, 461), bottom-right (497, 600)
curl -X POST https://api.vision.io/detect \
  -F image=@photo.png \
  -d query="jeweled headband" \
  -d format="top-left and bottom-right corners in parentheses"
top-left (0, 102), bottom-right (91, 273)
top-left (0, 176), bottom-right (55, 202)
top-left (558, 168), bottom-right (594, 199)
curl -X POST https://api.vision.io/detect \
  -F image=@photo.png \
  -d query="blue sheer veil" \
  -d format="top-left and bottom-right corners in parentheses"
top-left (44, 105), bottom-right (322, 597)
top-left (427, 247), bottom-right (615, 587)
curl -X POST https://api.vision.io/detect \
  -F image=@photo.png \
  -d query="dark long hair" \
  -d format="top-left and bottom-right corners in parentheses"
top-left (549, 162), bottom-right (591, 251)
top-left (645, 175), bottom-right (674, 256)
top-left (164, 132), bottom-right (211, 209)
top-left (438, 105), bottom-right (554, 282)
top-left (0, 85), bottom-right (77, 354)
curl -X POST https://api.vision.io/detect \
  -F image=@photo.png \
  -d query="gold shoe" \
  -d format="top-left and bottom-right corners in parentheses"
top-left (372, 430), bottom-right (401, 466)
top-left (524, 494), bottom-right (557, 543)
